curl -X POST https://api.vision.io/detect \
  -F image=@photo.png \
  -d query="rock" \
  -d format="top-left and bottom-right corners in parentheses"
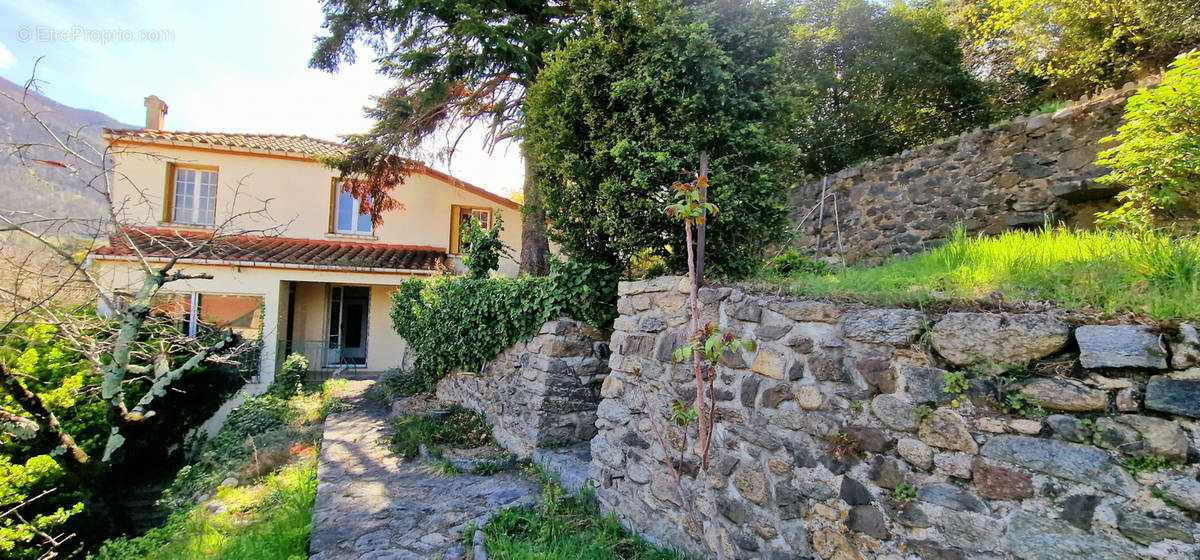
top-left (1046, 414), bottom-right (1087, 442)
top-left (889, 502), bottom-right (931, 528)
top-left (918, 408), bottom-right (979, 454)
top-left (740, 376), bottom-right (761, 408)
top-left (1115, 387), bottom-right (1140, 412)
top-left (771, 301), bottom-right (840, 323)
top-left (1050, 179), bottom-right (1121, 202)
top-left (1115, 510), bottom-right (1195, 545)
top-left (1004, 513), bottom-right (1137, 560)
top-left (871, 395), bottom-right (919, 432)
top-left (1017, 378), bottom-right (1108, 411)
top-left (1109, 414), bottom-right (1189, 462)
top-left (868, 456), bottom-right (908, 489)
top-left (917, 483), bottom-right (989, 513)
top-left (761, 383), bottom-right (794, 408)
top-left (846, 506), bottom-right (889, 539)
top-left (734, 470), bottom-right (768, 505)
top-left (840, 476), bottom-right (874, 505)
top-left (855, 357), bottom-right (897, 393)
top-left (1008, 418), bottom-right (1043, 435)
top-left (596, 399), bottom-right (632, 425)
top-left (1076, 325), bottom-right (1168, 369)
top-left (897, 438), bottom-right (933, 470)
top-left (905, 366), bottom-right (955, 405)
top-left (1157, 476), bottom-right (1200, 512)
top-left (752, 348), bottom-right (788, 379)
top-left (1145, 376), bottom-right (1200, 418)
top-left (974, 463), bottom-right (1033, 499)
top-left (905, 540), bottom-right (965, 560)
top-left (795, 385), bottom-right (824, 410)
top-left (1060, 494), bottom-right (1100, 530)
top-left (843, 309), bottom-right (926, 345)
top-left (980, 436), bottom-right (1137, 496)
top-left (845, 426), bottom-right (893, 454)
top-left (1170, 324), bottom-right (1200, 369)
top-left (929, 313), bottom-right (1070, 366)
top-left (976, 416), bottom-right (1007, 433)
top-left (220, 477), bottom-right (239, 488)
top-left (1025, 114), bottom-right (1052, 132)
top-left (936, 510), bottom-right (1003, 552)
top-left (812, 527), bottom-right (862, 560)
top-left (729, 301), bottom-right (764, 323)
top-left (934, 453), bottom-right (973, 479)
top-left (756, 322), bottom-right (793, 341)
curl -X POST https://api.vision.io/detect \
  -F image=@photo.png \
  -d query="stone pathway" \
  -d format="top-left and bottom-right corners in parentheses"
top-left (309, 381), bottom-right (542, 560)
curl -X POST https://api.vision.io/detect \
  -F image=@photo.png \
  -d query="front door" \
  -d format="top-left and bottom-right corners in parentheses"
top-left (327, 286), bottom-right (369, 366)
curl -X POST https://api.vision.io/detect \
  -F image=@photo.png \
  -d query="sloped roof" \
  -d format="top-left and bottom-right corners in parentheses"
top-left (103, 128), bottom-right (347, 158)
top-left (92, 228), bottom-right (444, 273)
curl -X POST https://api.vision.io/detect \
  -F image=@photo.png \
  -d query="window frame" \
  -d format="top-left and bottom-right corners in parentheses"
top-left (329, 179), bottom-right (374, 236)
top-left (164, 163), bottom-right (219, 226)
top-left (449, 205), bottom-right (493, 254)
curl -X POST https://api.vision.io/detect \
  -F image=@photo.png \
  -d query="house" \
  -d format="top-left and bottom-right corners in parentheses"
top-left (89, 95), bottom-right (523, 383)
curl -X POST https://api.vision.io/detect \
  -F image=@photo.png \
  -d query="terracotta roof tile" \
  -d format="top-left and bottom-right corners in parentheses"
top-left (103, 128), bottom-right (347, 157)
top-left (92, 228), bottom-right (444, 272)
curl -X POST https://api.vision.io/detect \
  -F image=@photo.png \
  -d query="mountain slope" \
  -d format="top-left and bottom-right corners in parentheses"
top-left (0, 75), bottom-right (134, 219)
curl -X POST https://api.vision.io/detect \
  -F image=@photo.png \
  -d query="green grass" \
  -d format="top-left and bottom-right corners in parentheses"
top-left (388, 405), bottom-right (494, 458)
top-left (482, 483), bottom-right (683, 560)
top-left (92, 458), bottom-right (317, 560)
top-left (759, 226), bottom-right (1200, 320)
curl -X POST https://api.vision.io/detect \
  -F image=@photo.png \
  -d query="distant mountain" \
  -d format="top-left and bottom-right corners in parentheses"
top-left (0, 76), bottom-right (134, 220)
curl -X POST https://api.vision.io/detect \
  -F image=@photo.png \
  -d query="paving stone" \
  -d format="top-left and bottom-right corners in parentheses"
top-left (310, 381), bottom-right (541, 560)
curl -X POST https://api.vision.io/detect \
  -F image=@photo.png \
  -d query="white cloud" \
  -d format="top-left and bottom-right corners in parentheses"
top-left (0, 40), bottom-right (15, 70)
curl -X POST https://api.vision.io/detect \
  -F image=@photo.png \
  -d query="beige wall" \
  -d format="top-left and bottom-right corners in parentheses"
top-left (108, 143), bottom-right (522, 276)
top-left (91, 259), bottom-right (422, 380)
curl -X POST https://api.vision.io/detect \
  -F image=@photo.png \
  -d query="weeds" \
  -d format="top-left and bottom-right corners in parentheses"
top-left (1122, 455), bottom-right (1183, 477)
top-left (892, 483), bottom-right (917, 503)
top-left (764, 226), bottom-right (1200, 320)
top-left (388, 406), bottom-right (493, 458)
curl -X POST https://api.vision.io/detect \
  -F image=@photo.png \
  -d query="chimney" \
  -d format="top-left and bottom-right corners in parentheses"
top-left (144, 95), bottom-right (168, 130)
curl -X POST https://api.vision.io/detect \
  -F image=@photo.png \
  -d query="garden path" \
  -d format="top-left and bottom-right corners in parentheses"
top-left (309, 380), bottom-right (541, 560)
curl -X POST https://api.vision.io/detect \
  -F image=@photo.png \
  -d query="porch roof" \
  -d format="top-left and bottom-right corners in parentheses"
top-left (92, 228), bottom-right (445, 273)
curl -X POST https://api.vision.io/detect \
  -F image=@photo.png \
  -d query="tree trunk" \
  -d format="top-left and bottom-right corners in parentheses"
top-left (518, 152), bottom-right (550, 276)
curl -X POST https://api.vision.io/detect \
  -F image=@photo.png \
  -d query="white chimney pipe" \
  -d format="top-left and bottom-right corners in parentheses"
top-left (144, 95), bottom-right (168, 130)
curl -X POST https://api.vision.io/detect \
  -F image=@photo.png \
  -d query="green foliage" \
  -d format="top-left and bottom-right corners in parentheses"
top-left (270, 354), bottom-right (309, 399)
top-left (1002, 393), bottom-right (1047, 420)
top-left (765, 250), bottom-right (831, 276)
top-left (1122, 455), bottom-right (1184, 478)
top-left (1096, 51), bottom-right (1200, 229)
top-left (92, 459), bottom-right (317, 560)
top-left (790, 0), bottom-right (993, 175)
top-left (525, 0), bottom-right (796, 277)
top-left (388, 406), bottom-right (494, 459)
top-left (0, 455), bottom-right (83, 557)
top-left (390, 258), bottom-right (616, 379)
top-left (892, 482), bottom-right (917, 503)
top-left (941, 371), bottom-right (970, 405)
top-left (671, 325), bottom-right (756, 366)
top-left (761, 225), bottom-right (1200, 320)
top-left (462, 215), bottom-right (513, 279)
top-left (471, 454), bottom-right (516, 476)
top-left (483, 481), bottom-right (682, 559)
top-left (370, 368), bottom-right (439, 401)
top-left (915, 405), bottom-right (934, 422)
top-left (950, 0), bottom-right (1200, 97)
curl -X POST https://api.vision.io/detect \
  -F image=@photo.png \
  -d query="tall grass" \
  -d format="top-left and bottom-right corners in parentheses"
top-left (93, 459), bottom-right (318, 560)
top-left (766, 226), bottom-right (1200, 319)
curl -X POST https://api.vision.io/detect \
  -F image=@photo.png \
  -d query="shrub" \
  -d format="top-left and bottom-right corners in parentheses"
top-left (462, 215), bottom-right (512, 279)
top-left (390, 258), bottom-right (616, 379)
top-left (270, 354), bottom-right (309, 398)
top-left (766, 250), bottom-right (831, 276)
top-left (388, 406), bottom-right (493, 458)
top-left (1096, 51), bottom-right (1200, 229)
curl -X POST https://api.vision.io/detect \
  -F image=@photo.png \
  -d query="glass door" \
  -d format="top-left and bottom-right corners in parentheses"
top-left (326, 286), bottom-right (369, 366)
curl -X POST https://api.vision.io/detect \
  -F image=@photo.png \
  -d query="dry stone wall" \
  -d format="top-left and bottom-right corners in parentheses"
top-left (592, 276), bottom-right (1200, 559)
top-left (436, 318), bottom-right (610, 457)
top-left (791, 81), bottom-right (1159, 264)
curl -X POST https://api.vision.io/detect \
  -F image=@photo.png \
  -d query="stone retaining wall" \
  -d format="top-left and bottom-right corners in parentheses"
top-left (791, 80), bottom-right (1162, 265)
top-left (436, 318), bottom-right (611, 457)
top-left (591, 276), bottom-right (1200, 559)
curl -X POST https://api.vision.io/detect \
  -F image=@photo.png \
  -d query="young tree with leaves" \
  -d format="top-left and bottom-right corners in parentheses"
top-left (525, 0), bottom-right (796, 277)
top-left (310, 0), bottom-right (589, 275)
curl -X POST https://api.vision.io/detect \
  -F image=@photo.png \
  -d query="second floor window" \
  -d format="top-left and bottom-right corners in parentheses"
top-left (172, 167), bottom-right (217, 225)
top-left (334, 184), bottom-right (373, 235)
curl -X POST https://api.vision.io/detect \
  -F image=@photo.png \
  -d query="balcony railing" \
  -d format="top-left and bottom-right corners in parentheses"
top-left (276, 340), bottom-right (364, 376)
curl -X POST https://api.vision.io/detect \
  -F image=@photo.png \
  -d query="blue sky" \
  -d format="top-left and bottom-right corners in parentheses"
top-left (0, 0), bottom-right (523, 195)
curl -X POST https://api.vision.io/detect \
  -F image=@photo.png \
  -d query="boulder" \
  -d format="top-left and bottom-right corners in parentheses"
top-left (980, 436), bottom-right (1137, 496)
top-left (1017, 378), bottom-right (1108, 411)
top-left (1076, 325), bottom-right (1168, 369)
top-left (929, 313), bottom-right (1069, 366)
top-left (843, 309), bottom-right (926, 345)
top-left (1145, 376), bottom-right (1200, 418)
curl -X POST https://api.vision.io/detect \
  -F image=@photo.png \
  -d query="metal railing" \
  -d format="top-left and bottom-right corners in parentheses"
top-left (276, 339), bottom-right (364, 375)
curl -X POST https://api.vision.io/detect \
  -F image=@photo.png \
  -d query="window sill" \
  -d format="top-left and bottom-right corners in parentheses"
top-left (157, 222), bottom-right (216, 232)
top-left (326, 233), bottom-right (378, 242)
